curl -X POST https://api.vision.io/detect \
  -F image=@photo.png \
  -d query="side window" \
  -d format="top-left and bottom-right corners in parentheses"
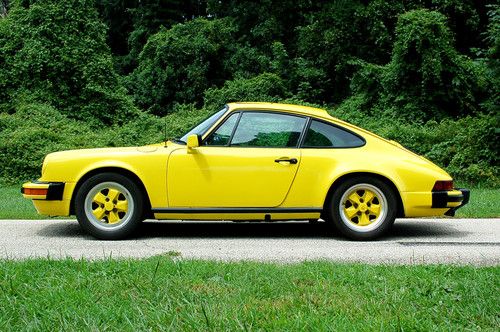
top-left (303, 120), bottom-right (365, 148)
top-left (230, 112), bottom-right (306, 148)
top-left (204, 113), bottom-right (239, 146)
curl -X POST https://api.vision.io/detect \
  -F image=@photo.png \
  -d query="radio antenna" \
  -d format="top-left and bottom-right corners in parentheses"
top-left (164, 115), bottom-right (167, 147)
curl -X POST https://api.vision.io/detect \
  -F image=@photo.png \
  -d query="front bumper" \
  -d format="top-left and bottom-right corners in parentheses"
top-left (432, 188), bottom-right (470, 216)
top-left (21, 181), bottom-right (65, 200)
top-left (21, 181), bottom-right (73, 216)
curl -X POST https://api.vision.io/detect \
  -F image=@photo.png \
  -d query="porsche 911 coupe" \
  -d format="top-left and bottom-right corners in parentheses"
top-left (22, 102), bottom-right (469, 240)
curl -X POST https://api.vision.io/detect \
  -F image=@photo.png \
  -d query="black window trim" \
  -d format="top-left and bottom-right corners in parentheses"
top-left (202, 111), bottom-right (242, 147)
top-left (299, 118), bottom-right (366, 149)
top-left (202, 110), bottom-right (309, 149)
top-left (297, 117), bottom-right (312, 148)
top-left (228, 111), bottom-right (243, 145)
top-left (180, 105), bottom-right (229, 142)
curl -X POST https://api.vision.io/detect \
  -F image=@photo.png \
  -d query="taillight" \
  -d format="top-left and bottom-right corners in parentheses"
top-left (432, 180), bottom-right (454, 191)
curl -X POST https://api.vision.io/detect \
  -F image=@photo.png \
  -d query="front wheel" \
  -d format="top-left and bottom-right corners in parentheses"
top-left (326, 177), bottom-right (397, 240)
top-left (75, 173), bottom-right (144, 240)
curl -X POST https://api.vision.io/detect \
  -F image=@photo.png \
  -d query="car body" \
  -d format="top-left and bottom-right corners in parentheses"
top-left (22, 102), bottom-right (469, 240)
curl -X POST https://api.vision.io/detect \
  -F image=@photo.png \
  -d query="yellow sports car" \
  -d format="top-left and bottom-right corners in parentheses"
top-left (22, 102), bottom-right (469, 240)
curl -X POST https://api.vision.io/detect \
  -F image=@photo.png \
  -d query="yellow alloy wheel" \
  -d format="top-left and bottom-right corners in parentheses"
top-left (339, 183), bottom-right (388, 232)
top-left (84, 181), bottom-right (134, 229)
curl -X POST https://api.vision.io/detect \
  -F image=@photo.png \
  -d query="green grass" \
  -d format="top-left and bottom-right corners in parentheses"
top-left (1, 185), bottom-right (498, 219)
top-left (0, 258), bottom-right (498, 330)
top-left (0, 185), bottom-right (45, 219)
top-left (0, 185), bottom-right (74, 219)
top-left (455, 188), bottom-right (500, 218)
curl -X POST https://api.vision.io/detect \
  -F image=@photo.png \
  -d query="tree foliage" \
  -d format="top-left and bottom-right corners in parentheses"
top-left (96, 0), bottom-right (207, 73)
top-left (0, 0), bottom-right (498, 184)
top-left (0, 0), bottom-right (9, 17)
top-left (345, 9), bottom-right (490, 122)
top-left (484, 4), bottom-right (500, 114)
top-left (203, 73), bottom-right (289, 110)
top-left (127, 17), bottom-right (237, 114)
top-left (0, 0), bottom-right (136, 124)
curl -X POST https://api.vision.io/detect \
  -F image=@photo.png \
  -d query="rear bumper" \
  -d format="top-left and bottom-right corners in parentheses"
top-left (21, 181), bottom-right (65, 200)
top-left (432, 188), bottom-right (470, 216)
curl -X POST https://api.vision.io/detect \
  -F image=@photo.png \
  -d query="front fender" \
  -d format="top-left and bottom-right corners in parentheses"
top-left (41, 150), bottom-right (170, 210)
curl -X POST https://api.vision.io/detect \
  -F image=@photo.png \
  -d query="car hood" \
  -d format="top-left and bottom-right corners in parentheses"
top-left (44, 143), bottom-right (168, 162)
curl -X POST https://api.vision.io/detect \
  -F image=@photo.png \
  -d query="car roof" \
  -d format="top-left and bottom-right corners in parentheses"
top-left (226, 102), bottom-right (383, 142)
top-left (227, 102), bottom-right (332, 119)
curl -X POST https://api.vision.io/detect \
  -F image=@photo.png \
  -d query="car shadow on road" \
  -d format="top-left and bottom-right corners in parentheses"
top-left (36, 219), bottom-right (470, 241)
top-left (138, 221), bottom-right (336, 239)
top-left (384, 220), bottom-right (471, 240)
top-left (36, 221), bottom-right (87, 239)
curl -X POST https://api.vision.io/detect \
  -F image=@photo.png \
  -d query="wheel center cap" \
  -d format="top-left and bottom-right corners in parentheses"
top-left (105, 202), bottom-right (114, 211)
top-left (359, 204), bottom-right (367, 212)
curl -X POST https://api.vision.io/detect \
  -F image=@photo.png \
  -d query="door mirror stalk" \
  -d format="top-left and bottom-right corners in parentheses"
top-left (187, 134), bottom-right (201, 151)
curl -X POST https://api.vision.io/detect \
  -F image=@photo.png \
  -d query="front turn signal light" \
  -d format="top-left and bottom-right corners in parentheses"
top-left (23, 188), bottom-right (48, 196)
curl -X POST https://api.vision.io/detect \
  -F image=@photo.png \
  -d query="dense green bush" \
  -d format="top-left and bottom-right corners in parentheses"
top-left (384, 117), bottom-right (498, 186)
top-left (0, 0), bottom-right (137, 124)
top-left (0, 102), bottom-right (216, 183)
top-left (0, 103), bottom-right (98, 182)
top-left (96, 0), bottom-right (208, 73)
top-left (344, 10), bottom-right (489, 122)
top-left (1, 98), bottom-right (498, 186)
top-left (127, 18), bottom-right (237, 114)
top-left (0, 0), bottom-right (498, 187)
top-left (100, 103), bottom-right (215, 147)
top-left (331, 107), bottom-right (499, 186)
top-left (203, 73), bottom-right (290, 110)
top-left (293, 1), bottom-right (384, 103)
top-left (484, 5), bottom-right (500, 115)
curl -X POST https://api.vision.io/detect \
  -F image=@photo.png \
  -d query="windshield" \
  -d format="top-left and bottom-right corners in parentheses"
top-left (179, 107), bottom-right (228, 143)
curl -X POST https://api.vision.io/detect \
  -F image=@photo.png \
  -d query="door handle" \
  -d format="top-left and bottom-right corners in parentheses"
top-left (274, 158), bottom-right (298, 164)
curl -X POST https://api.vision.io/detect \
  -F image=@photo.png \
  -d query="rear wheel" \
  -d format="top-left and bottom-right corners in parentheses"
top-left (326, 176), bottom-right (397, 240)
top-left (75, 173), bottom-right (144, 240)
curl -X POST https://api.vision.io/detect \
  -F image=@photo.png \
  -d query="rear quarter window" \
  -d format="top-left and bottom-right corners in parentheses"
top-left (302, 120), bottom-right (365, 148)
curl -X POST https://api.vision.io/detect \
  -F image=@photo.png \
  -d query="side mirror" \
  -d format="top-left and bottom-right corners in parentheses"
top-left (186, 134), bottom-right (200, 149)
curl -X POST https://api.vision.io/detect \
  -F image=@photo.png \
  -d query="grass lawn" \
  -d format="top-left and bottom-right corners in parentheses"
top-left (1, 185), bottom-right (498, 219)
top-left (453, 187), bottom-right (500, 218)
top-left (0, 258), bottom-right (498, 330)
top-left (0, 185), bottom-right (63, 219)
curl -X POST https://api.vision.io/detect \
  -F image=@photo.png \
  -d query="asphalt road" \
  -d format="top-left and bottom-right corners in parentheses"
top-left (0, 218), bottom-right (498, 265)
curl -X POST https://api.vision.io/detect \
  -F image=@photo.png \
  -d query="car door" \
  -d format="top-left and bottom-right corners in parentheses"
top-left (167, 111), bottom-right (307, 207)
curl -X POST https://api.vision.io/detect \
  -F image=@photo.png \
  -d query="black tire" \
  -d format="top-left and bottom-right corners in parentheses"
top-left (75, 173), bottom-right (145, 240)
top-left (325, 176), bottom-right (397, 240)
